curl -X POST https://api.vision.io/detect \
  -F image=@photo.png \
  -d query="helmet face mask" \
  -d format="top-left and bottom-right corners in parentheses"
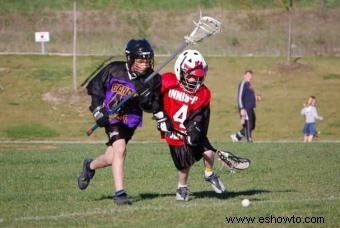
top-left (125, 39), bottom-right (154, 77)
top-left (180, 73), bottom-right (204, 93)
top-left (175, 49), bottom-right (208, 94)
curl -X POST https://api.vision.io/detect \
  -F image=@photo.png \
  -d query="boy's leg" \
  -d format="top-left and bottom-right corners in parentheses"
top-left (111, 139), bottom-right (133, 205)
top-left (176, 168), bottom-right (190, 201)
top-left (307, 135), bottom-right (313, 142)
top-left (169, 145), bottom-right (196, 201)
top-left (303, 134), bottom-right (308, 142)
top-left (78, 145), bottom-right (116, 190)
top-left (203, 150), bottom-right (225, 194)
top-left (111, 139), bottom-right (127, 192)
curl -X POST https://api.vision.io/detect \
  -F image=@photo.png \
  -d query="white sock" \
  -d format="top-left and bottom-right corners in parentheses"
top-left (205, 171), bottom-right (213, 178)
top-left (178, 183), bottom-right (187, 188)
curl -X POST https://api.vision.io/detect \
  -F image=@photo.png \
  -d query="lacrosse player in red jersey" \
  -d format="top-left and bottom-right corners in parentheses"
top-left (155, 49), bottom-right (250, 201)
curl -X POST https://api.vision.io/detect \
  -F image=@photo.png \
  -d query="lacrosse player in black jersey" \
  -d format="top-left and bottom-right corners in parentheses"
top-left (77, 39), bottom-right (168, 205)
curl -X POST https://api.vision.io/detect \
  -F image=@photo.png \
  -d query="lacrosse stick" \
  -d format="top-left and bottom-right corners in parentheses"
top-left (80, 56), bottom-right (115, 87)
top-left (86, 15), bottom-right (222, 136)
top-left (171, 129), bottom-right (250, 170)
top-left (216, 150), bottom-right (251, 170)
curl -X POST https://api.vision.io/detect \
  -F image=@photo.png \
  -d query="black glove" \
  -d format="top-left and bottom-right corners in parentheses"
top-left (185, 121), bottom-right (202, 146)
top-left (133, 78), bottom-right (151, 97)
top-left (92, 106), bottom-right (109, 127)
top-left (153, 111), bottom-right (172, 133)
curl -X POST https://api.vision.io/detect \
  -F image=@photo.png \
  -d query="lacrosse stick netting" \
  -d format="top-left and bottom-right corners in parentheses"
top-left (184, 16), bottom-right (222, 44)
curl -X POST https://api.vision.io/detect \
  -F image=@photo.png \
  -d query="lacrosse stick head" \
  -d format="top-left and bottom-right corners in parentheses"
top-left (185, 16), bottom-right (222, 44)
top-left (217, 150), bottom-right (251, 171)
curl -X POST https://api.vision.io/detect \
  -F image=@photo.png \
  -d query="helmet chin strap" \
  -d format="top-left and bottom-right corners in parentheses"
top-left (126, 63), bottom-right (138, 80)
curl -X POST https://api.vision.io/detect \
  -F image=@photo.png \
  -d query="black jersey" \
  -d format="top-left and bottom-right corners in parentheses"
top-left (87, 61), bottom-right (162, 127)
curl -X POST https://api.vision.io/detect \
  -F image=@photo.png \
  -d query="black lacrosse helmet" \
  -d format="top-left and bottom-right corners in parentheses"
top-left (125, 39), bottom-right (154, 73)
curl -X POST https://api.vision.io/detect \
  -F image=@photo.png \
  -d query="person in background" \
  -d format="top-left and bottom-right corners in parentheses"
top-left (230, 70), bottom-right (261, 143)
top-left (301, 96), bottom-right (323, 143)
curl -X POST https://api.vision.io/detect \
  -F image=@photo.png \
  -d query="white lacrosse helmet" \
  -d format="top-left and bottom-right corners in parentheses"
top-left (174, 49), bottom-right (208, 93)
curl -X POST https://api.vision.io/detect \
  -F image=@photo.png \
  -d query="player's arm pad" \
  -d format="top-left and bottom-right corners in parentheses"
top-left (87, 63), bottom-right (112, 112)
top-left (92, 106), bottom-right (109, 127)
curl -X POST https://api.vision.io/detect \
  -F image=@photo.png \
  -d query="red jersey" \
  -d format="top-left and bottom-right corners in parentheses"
top-left (160, 72), bottom-right (211, 145)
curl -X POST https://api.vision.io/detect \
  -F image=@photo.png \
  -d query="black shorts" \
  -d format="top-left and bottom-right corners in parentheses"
top-left (169, 137), bottom-right (215, 171)
top-left (105, 123), bottom-right (136, 146)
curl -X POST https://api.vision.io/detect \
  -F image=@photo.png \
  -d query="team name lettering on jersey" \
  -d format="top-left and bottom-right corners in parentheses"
top-left (167, 131), bottom-right (185, 140)
top-left (111, 83), bottom-right (133, 95)
top-left (168, 89), bottom-right (198, 104)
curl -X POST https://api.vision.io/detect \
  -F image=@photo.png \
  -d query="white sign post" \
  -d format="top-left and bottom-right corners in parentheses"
top-left (35, 32), bottom-right (50, 54)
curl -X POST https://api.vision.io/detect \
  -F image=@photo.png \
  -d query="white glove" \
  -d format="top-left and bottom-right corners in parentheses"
top-left (153, 111), bottom-right (172, 133)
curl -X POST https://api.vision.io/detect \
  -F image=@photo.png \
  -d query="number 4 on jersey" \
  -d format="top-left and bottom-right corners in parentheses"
top-left (173, 104), bottom-right (188, 129)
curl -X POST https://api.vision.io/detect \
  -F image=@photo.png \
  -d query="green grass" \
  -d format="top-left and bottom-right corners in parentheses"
top-left (0, 142), bottom-right (339, 227)
top-left (5, 123), bottom-right (59, 139)
top-left (1, 55), bottom-right (340, 142)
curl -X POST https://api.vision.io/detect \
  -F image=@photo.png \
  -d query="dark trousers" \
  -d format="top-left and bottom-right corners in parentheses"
top-left (239, 109), bottom-right (256, 141)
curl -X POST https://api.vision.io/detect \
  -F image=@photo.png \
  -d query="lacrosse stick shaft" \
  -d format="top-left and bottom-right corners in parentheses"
top-left (81, 56), bottom-right (115, 87)
top-left (145, 41), bottom-right (188, 83)
top-left (86, 92), bottom-right (136, 136)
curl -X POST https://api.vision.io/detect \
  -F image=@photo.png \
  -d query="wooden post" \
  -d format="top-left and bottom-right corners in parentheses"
top-left (287, 0), bottom-right (293, 64)
top-left (72, 0), bottom-right (77, 92)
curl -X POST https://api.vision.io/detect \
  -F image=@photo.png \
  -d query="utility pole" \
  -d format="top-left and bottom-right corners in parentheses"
top-left (287, 0), bottom-right (293, 64)
top-left (72, 0), bottom-right (77, 92)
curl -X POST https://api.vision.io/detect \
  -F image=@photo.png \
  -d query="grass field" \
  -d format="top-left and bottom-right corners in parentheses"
top-left (1, 55), bottom-right (340, 142)
top-left (0, 141), bottom-right (339, 227)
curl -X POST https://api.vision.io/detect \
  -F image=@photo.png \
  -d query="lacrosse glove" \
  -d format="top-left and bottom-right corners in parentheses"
top-left (153, 111), bottom-right (172, 133)
top-left (93, 106), bottom-right (110, 127)
top-left (185, 121), bottom-right (202, 147)
top-left (133, 78), bottom-right (151, 97)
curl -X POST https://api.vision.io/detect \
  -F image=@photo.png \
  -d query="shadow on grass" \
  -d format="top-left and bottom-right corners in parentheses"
top-left (138, 189), bottom-right (272, 201)
top-left (96, 189), bottom-right (295, 202)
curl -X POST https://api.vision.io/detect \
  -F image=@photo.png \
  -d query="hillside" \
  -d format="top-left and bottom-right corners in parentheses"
top-left (0, 55), bottom-right (339, 141)
top-left (0, 1), bottom-right (339, 141)
top-left (0, 1), bottom-right (340, 56)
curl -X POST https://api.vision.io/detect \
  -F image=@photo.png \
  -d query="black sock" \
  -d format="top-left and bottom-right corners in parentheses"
top-left (86, 161), bottom-right (94, 171)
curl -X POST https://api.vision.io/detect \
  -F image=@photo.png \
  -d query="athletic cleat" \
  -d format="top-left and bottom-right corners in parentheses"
top-left (113, 194), bottom-right (132, 206)
top-left (205, 173), bottom-right (225, 194)
top-left (77, 159), bottom-right (95, 190)
top-left (230, 134), bottom-right (239, 142)
top-left (217, 150), bottom-right (251, 170)
top-left (176, 187), bottom-right (189, 201)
